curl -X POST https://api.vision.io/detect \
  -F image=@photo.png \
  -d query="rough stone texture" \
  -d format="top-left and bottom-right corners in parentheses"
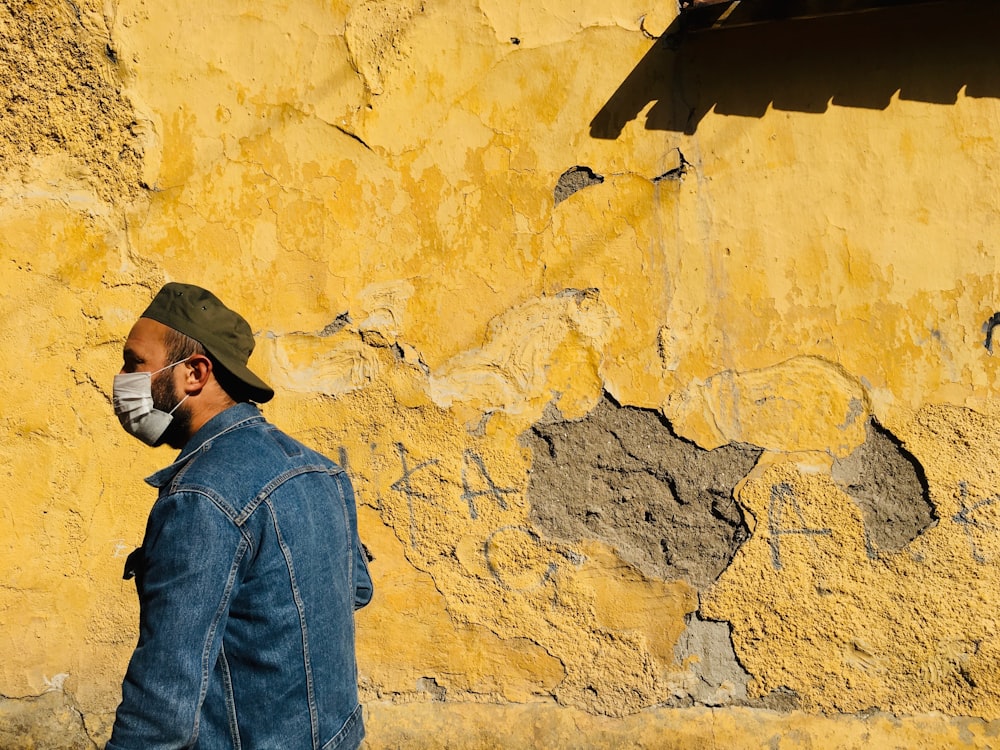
top-left (0, 692), bottom-right (95, 750)
top-left (672, 615), bottom-right (749, 706)
top-left (832, 418), bottom-right (936, 557)
top-left (0, 0), bottom-right (143, 202)
top-left (527, 394), bottom-right (762, 589)
top-left (269, 375), bottom-right (703, 719)
top-left (702, 420), bottom-right (1000, 716)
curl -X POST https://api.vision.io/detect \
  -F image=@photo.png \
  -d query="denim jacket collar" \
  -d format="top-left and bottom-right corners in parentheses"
top-left (145, 402), bottom-right (265, 489)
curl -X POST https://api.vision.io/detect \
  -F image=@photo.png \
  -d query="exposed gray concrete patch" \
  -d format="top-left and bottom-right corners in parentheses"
top-left (526, 393), bottom-right (763, 589)
top-left (672, 615), bottom-right (749, 706)
top-left (831, 418), bottom-right (935, 557)
top-left (320, 312), bottom-right (352, 336)
top-left (0, 691), bottom-right (96, 750)
top-left (554, 166), bottom-right (604, 205)
top-left (982, 311), bottom-right (1000, 352)
top-left (753, 686), bottom-right (801, 712)
top-left (416, 677), bottom-right (447, 701)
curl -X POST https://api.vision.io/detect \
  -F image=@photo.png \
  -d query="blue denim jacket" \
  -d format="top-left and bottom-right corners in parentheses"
top-left (108, 403), bottom-right (373, 750)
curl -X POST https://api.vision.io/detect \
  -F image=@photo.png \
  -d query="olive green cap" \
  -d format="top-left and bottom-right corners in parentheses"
top-left (141, 282), bottom-right (274, 403)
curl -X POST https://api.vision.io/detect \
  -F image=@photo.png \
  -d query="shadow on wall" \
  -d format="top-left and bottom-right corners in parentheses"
top-left (591, 0), bottom-right (1000, 137)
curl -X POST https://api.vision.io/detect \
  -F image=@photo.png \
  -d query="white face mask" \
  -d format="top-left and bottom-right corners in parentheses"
top-left (112, 359), bottom-right (190, 446)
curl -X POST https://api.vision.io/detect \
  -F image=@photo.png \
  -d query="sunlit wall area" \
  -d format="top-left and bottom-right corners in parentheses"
top-left (3, 0), bottom-right (1000, 747)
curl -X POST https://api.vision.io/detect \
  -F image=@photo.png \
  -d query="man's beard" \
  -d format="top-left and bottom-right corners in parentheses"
top-left (151, 371), bottom-right (192, 449)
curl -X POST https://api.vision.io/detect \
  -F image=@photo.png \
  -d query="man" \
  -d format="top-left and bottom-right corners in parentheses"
top-left (108, 282), bottom-right (372, 750)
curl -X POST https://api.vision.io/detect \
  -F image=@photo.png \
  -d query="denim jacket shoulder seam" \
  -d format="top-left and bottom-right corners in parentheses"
top-left (159, 485), bottom-right (240, 524)
top-left (233, 463), bottom-right (337, 525)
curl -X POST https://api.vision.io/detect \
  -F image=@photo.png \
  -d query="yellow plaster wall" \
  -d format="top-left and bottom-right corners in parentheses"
top-left (3, 0), bottom-right (1000, 746)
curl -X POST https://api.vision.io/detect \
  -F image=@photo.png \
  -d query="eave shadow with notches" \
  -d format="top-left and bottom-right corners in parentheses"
top-left (591, 0), bottom-right (1000, 138)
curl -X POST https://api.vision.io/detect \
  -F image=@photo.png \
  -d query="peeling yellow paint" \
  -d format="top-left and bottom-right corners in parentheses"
top-left (6, 0), bottom-right (1000, 746)
top-left (703, 412), bottom-right (1000, 716)
top-left (666, 356), bottom-right (871, 455)
top-left (363, 703), bottom-right (1000, 750)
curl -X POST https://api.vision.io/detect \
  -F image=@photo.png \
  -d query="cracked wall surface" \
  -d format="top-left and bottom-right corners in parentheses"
top-left (0, 692), bottom-right (94, 750)
top-left (527, 393), bottom-right (762, 589)
top-left (5, 0), bottom-right (1000, 747)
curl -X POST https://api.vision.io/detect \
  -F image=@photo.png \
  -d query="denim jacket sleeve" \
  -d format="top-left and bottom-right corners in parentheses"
top-left (107, 490), bottom-right (248, 750)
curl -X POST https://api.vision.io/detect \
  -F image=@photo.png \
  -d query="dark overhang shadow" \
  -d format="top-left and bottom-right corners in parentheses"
top-left (591, 0), bottom-right (1000, 138)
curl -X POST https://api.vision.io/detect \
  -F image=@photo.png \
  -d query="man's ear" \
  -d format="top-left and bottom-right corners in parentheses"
top-left (181, 355), bottom-right (213, 394)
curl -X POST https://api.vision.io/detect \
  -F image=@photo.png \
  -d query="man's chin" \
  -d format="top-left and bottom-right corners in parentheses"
top-left (156, 432), bottom-right (187, 450)
top-left (156, 411), bottom-right (192, 449)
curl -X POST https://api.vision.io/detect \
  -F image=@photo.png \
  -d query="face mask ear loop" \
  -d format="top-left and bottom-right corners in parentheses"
top-left (167, 394), bottom-right (189, 416)
top-left (160, 357), bottom-right (194, 415)
top-left (150, 356), bottom-right (192, 376)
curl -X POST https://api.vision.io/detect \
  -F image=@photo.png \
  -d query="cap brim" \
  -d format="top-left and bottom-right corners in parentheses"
top-left (225, 360), bottom-right (274, 403)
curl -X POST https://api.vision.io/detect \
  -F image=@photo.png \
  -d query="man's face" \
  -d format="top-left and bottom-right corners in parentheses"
top-left (121, 318), bottom-right (192, 448)
top-left (121, 317), bottom-right (171, 375)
